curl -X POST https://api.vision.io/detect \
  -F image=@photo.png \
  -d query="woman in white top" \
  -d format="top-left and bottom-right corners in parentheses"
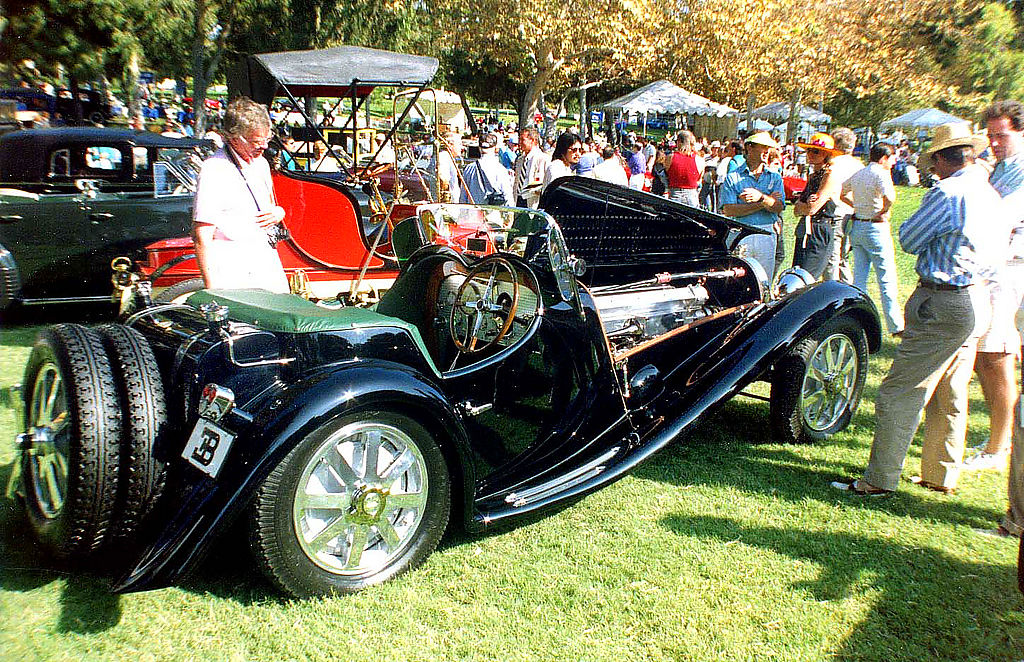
top-left (543, 132), bottom-right (582, 192)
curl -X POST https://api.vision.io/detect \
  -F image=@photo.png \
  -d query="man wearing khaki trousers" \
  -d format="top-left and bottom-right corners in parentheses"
top-left (832, 124), bottom-right (1006, 495)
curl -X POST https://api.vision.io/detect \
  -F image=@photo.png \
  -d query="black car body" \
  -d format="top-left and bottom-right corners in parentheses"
top-left (10, 178), bottom-right (881, 597)
top-left (0, 128), bottom-right (210, 310)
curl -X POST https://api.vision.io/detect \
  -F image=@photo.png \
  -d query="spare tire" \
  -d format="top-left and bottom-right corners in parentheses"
top-left (97, 324), bottom-right (168, 546)
top-left (19, 324), bottom-right (121, 559)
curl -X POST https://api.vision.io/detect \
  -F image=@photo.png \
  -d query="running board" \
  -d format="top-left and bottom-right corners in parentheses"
top-left (503, 446), bottom-right (621, 508)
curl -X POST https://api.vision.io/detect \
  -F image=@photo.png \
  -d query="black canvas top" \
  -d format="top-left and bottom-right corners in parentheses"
top-left (229, 46), bottom-right (439, 104)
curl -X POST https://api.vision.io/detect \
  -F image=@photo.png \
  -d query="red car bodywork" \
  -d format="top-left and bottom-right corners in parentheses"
top-left (139, 171), bottom-right (407, 299)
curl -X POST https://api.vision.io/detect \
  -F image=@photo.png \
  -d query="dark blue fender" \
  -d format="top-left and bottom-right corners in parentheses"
top-left (475, 280), bottom-right (880, 524)
top-left (113, 359), bottom-right (472, 593)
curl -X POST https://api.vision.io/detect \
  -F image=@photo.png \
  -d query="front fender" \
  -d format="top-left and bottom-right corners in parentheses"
top-left (113, 359), bottom-right (472, 593)
top-left (656, 279), bottom-right (880, 435)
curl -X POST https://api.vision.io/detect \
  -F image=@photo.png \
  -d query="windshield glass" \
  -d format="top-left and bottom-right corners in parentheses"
top-left (416, 204), bottom-right (563, 259)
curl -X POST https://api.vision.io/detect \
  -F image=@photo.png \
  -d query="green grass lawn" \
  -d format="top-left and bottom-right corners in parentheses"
top-left (0, 187), bottom-right (1021, 661)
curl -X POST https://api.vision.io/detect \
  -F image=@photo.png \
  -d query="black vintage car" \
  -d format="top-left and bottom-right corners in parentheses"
top-left (0, 128), bottom-right (210, 311)
top-left (9, 178), bottom-right (881, 597)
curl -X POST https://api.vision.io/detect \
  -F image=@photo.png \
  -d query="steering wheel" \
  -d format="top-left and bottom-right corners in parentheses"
top-left (450, 257), bottom-right (520, 353)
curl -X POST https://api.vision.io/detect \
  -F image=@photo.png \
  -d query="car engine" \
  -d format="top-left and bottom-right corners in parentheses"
top-left (595, 283), bottom-right (713, 352)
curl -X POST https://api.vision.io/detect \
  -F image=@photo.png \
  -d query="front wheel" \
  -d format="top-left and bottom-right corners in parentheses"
top-left (770, 317), bottom-right (868, 443)
top-left (250, 411), bottom-right (450, 597)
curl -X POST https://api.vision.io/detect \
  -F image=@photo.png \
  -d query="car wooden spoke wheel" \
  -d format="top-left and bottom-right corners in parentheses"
top-left (251, 411), bottom-right (450, 597)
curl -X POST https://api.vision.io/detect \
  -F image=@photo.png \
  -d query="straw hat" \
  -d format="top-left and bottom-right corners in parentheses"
top-left (796, 132), bottom-right (843, 157)
top-left (924, 122), bottom-right (988, 155)
top-left (919, 123), bottom-right (989, 171)
top-left (745, 131), bottom-right (779, 149)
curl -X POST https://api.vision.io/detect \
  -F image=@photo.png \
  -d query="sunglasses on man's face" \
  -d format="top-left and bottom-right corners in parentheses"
top-left (568, 146), bottom-right (583, 153)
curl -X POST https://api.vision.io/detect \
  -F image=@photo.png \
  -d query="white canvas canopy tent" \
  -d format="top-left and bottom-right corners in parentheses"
top-left (751, 101), bottom-right (832, 125)
top-left (737, 118), bottom-right (774, 132)
top-left (878, 108), bottom-right (970, 131)
top-left (598, 80), bottom-right (738, 138)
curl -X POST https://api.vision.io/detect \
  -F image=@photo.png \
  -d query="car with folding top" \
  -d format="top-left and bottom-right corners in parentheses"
top-left (8, 177), bottom-right (881, 597)
top-left (138, 46), bottom-right (466, 305)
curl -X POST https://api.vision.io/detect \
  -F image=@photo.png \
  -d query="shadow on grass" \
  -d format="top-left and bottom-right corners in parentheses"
top-left (637, 399), bottom-right (1007, 530)
top-left (0, 461), bottom-right (124, 633)
top-left (660, 513), bottom-right (1022, 661)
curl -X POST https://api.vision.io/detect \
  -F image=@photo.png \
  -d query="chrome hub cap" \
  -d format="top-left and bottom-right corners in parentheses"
top-left (800, 333), bottom-right (858, 432)
top-left (293, 422), bottom-right (428, 575)
top-left (26, 362), bottom-right (70, 519)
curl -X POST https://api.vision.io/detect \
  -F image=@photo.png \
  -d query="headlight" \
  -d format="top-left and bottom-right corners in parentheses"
top-left (774, 267), bottom-right (816, 298)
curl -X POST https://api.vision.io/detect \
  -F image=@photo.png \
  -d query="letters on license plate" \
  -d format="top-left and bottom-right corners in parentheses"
top-left (182, 419), bottom-right (235, 478)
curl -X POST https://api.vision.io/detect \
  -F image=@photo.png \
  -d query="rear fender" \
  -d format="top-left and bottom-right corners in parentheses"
top-left (113, 359), bottom-right (471, 593)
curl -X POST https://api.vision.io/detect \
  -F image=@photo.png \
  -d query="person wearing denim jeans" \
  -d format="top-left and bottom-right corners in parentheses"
top-left (841, 142), bottom-right (904, 335)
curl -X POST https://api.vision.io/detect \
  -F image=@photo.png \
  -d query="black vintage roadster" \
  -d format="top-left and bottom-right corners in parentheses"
top-left (9, 178), bottom-right (881, 597)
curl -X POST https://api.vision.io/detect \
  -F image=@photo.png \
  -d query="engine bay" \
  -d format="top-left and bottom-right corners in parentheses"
top-left (591, 264), bottom-right (760, 355)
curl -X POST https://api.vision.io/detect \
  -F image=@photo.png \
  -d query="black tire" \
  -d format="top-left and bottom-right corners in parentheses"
top-left (96, 324), bottom-right (168, 546)
top-left (19, 324), bottom-right (122, 559)
top-left (770, 316), bottom-right (868, 443)
top-left (250, 411), bottom-right (450, 597)
top-left (153, 277), bottom-right (205, 304)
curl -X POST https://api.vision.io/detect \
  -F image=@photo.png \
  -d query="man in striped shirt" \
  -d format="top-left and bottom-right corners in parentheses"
top-left (833, 123), bottom-right (1007, 496)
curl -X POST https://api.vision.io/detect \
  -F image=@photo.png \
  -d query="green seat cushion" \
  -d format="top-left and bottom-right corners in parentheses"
top-left (186, 289), bottom-right (438, 374)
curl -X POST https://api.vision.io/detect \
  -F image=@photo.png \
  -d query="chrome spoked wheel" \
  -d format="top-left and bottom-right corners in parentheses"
top-left (26, 362), bottom-right (70, 519)
top-left (800, 332), bottom-right (859, 432)
top-left (292, 421), bottom-right (430, 576)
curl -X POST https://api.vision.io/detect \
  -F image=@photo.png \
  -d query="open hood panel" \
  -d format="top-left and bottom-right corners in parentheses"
top-left (541, 177), bottom-right (764, 273)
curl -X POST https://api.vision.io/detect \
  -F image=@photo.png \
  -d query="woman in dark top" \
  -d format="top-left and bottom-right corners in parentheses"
top-left (791, 133), bottom-right (844, 278)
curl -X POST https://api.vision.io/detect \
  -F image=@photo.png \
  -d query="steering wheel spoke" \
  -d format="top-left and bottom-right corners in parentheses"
top-left (450, 257), bottom-right (521, 354)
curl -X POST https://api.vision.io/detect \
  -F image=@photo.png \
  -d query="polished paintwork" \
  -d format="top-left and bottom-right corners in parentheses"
top-left (109, 178), bottom-right (880, 593)
top-left (0, 129), bottom-right (209, 306)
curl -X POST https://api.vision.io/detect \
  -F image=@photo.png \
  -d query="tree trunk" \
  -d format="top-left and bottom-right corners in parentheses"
top-left (787, 88), bottom-right (802, 146)
top-left (69, 75), bottom-right (83, 125)
top-left (191, 0), bottom-right (209, 135)
top-left (519, 41), bottom-right (562, 130)
top-left (125, 49), bottom-right (143, 129)
top-left (745, 93), bottom-right (756, 137)
top-left (578, 85), bottom-right (587, 138)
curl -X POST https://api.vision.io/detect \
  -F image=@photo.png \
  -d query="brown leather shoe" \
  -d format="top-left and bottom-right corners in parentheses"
top-left (910, 476), bottom-right (955, 494)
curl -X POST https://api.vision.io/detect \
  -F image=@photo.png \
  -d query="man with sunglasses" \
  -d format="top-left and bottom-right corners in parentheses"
top-left (192, 96), bottom-right (289, 293)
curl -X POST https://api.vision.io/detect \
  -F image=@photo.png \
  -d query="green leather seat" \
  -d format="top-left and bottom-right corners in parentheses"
top-left (186, 289), bottom-right (438, 374)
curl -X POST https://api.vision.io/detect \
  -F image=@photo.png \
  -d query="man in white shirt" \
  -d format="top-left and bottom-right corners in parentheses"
top-left (434, 131), bottom-right (462, 203)
top-left (513, 126), bottom-right (550, 208)
top-left (826, 127), bottom-right (863, 282)
top-left (590, 145), bottom-right (628, 187)
top-left (193, 96), bottom-right (289, 293)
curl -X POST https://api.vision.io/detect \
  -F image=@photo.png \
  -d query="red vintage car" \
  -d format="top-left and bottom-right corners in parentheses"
top-left (137, 47), bottom-right (467, 303)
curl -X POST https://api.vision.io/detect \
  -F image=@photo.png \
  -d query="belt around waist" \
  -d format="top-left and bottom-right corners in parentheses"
top-left (918, 279), bottom-right (971, 291)
top-left (854, 216), bottom-right (886, 223)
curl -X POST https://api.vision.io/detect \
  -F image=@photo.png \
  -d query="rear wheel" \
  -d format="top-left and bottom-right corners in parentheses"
top-left (19, 324), bottom-right (121, 559)
top-left (250, 411), bottom-right (450, 597)
top-left (770, 317), bottom-right (868, 443)
top-left (96, 324), bottom-right (168, 546)
top-left (153, 277), bottom-right (204, 304)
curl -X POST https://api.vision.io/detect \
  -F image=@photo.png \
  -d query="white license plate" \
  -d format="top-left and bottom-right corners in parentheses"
top-left (182, 419), bottom-right (235, 478)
